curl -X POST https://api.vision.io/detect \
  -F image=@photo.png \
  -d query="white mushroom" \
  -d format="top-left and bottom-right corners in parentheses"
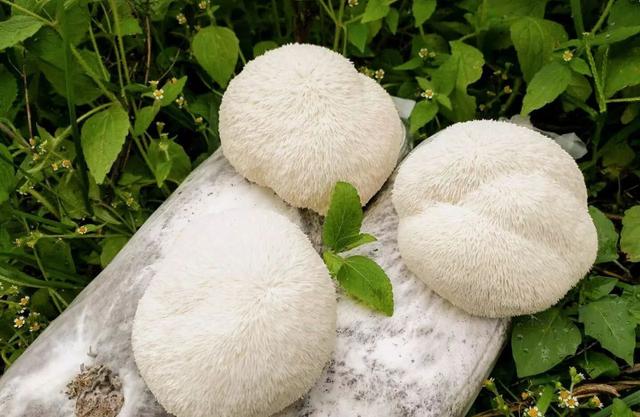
top-left (392, 120), bottom-right (598, 318)
top-left (219, 43), bottom-right (404, 214)
top-left (132, 209), bottom-right (337, 417)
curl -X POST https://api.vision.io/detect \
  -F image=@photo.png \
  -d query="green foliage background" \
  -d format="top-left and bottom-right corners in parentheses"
top-left (0, 0), bottom-right (639, 414)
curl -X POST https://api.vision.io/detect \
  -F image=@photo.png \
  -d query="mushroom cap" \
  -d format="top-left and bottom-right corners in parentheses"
top-left (132, 209), bottom-right (337, 417)
top-left (219, 43), bottom-right (404, 214)
top-left (392, 120), bottom-right (597, 318)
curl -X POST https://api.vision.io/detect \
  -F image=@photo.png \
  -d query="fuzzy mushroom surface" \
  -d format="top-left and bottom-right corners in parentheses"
top-left (392, 120), bottom-right (598, 318)
top-left (219, 43), bottom-right (404, 214)
top-left (131, 208), bottom-right (337, 417)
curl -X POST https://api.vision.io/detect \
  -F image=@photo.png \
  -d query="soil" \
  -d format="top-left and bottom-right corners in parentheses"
top-left (66, 364), bottom-right (124, 417)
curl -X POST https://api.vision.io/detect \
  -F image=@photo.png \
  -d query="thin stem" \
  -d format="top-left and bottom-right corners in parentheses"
top-left (607, 96), bottom-right (640, 103)
top-left (108, 0), bottom-right (131, 84)
top-left (590, 0), bottom-right (615, 34)
top-left (0, 0), bottom-right (54, 25)
top-left (584, 42), bottom-right (607, 113)
top-left (569, 0), bottom-right (585, 35)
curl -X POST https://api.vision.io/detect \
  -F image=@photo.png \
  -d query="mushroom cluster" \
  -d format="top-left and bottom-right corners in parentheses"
top-left (132, 209), bottom-right (337, 417)
top-left (392, 120), bottom-right (597, 318)
top-left (219, 43), bottom-right (404, 214)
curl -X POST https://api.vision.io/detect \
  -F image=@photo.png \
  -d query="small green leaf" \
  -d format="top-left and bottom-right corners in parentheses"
top-left (322, 251), bottom-right (344, 277)
top-left (348, 23), bottom-right (368, 53)
top-left (511, 307), bottom-right (582, 377)
top-left (0, 143), bottom-right (15, 204)
top-left (611, 398), bottom-right (634, 417)
top-left (562, 26), bottom-right (640, 48)
top-left (147, 138), bottom-right (191, 187)
top-left (579, 297), bottom-right (636, 365)
top-left (362, 0), bottom-right (390, 23)
top-left (609, 0), bottom-right (640, 28)
top-left (605, 47), bottom-right (640, 98)
top-left (336, 255), bottom-right (394, 316)
top-left (409, 100), bottom-right (438, 132)
top-left (192, 26), bottom-right (239, 87)
top-left (589, 206), bottom-right (619, 264)
top-left (0, 15), bottom-right (44, 51)
top-left (253, 40), bottom-right (278, 57)
top-left (385, 8), bottom-right (399, 34)
top-left (580, 275), bottom-right (618, 303)
top-left (323, 182), bottom-right (366, 252)
top-left (133, 104), bottom-right (160, 136)
top-left (80, 104), bottom-right (130, 184)
top-left (621, 206), bottom-right (640, 262)
top-left (577, 351), bottom-right (620, 379)
top-left (394, 57), bottom-right (423, 70)
top-left (159, 76), bottom-right (187, 106)
top-left (569, 58), bottom-right (591, 76)
top-left (342, 233), bottom-right (377, 251)
top-left (0, 65), bottom-right (17, 117)
top-left (521, 60), bottom-right (571, 115)
top-left (510, 17), bottom-right (567, 82)
top-left (412, 0), bottom-right (436, 27)
top-left (100, 236), bottom-right (129, 268)
top-left (536, 385), bottom-right (555, 414)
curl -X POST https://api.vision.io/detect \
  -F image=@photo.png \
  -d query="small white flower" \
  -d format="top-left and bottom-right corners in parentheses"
top-left (418, 48), bottom-right (429, 59)
top-left (421, 89), bottom-right (434, 100)
top-left (153, 89), bottom-right (165, 101)
top-left (176, 13), bottom-right (187, 25)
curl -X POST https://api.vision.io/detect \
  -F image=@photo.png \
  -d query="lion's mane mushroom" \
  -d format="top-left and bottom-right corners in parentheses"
top-left (132, 209), bottom-right (337, 417)
top-left (392, 120), bottom-right (598, 318)
top-left (219, 43), bottom-right (404, 214)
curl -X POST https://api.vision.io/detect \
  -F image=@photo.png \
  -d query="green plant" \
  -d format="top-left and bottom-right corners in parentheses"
top-left (0, 1), bottom-right (638, 413)
top-left (322, 181), bottom-right (393, 316)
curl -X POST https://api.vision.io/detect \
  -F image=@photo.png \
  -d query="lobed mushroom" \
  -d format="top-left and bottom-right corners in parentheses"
top-left (392, 120), bottom-right (598, 318)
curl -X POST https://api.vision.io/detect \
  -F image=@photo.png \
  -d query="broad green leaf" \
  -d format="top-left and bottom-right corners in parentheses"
top-left (521, 60), bottom-right (571, 115)
top-left (511, 307), bottom-right (581, 377)
top-left (510, 17), bottom-right (568, 82)
top-left (323, 182), bottom-right (365, 252)
top-left (80, 104), bottom-right (130, 184)
top-left (536, 385), bottom-right (555, 414)
top-left (413, 0), bottom-right (436, 27)
top-left (602, 141), bottom-right (635, 170)
top-left (192, 26), bottom-right (239, 87)
top-left (609, 0), bottom-right (640, 28)
top-left (120, 17), bottom-right (142, 36)
top-left (577, 351), bottom-right (620, 379)
top-left (484, 0), bottom-right (548, 21)
top-left (362, 0), bottom-right (390, 23)
top-left (409, 100), bottom-right (438, 132)
top-left (611, 398), bottom-right (634, 417)
top-left (580, 275), bottom-right (618, 303)
top-left (336, 255), bottom-right (394, 316)
top-left (565, 73), bottom-right (592, 102)
top-left (0, 15), bottom-right (44, 50)
top-left (133, 104), bottom-right (160, 136)
top-left (147, 138), bottom-right (191, 187)
top-left (589, 206), bottom-right (619, 264)
top-left (348, 23), bottom-right (368, 53)
top-left (58, 171), bottom-right (90, 219)
top-left (159, 76), bottom-right (187, 106)
top-left (0, 144), bottom-right (15, 204)
top-left (0, 65), bottom-right (17, 117)
top-left (253, 40), bottom-right (278, 57)
top-left (385, 8), bottom-right (399, 34)
top-left (579, 297), bottom-right (636, 364)
top-left (569, 58), bottom-right (591, 76)
top-left (100, 236), bottom-right (129, 268)
top-left (605, 47), bottom-right (640, 98)
top-left (36, 239), bottom-right (75, 273)
top-left (621, 206), bottom-right (640, 262)
top-left (57, 3), bottom-right (90, 45)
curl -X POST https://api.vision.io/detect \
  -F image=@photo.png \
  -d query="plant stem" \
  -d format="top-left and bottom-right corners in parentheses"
top-left (607, 97), bottom-right (640, 103)
top-left (0, 0), bottom-right (54, 25)
top-left (569, 0), bottom-right (585, 35)
top-left (590, 0), bottom-right (615, 34)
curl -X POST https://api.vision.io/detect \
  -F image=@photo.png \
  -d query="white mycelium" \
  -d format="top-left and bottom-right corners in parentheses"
top-left (393, 120), bottom-right (598, 318)
top-left (132, 209), bottom-right (337, 417)
top-left (219, 43), bottom-right (404, 214)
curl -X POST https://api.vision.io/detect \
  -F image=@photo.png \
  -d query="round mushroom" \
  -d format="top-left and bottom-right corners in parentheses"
top-left (219, 43), bottom-right (404, 215)
top-left (132, 209), bottom-right (337, 417)
top-left (392, 120), bottom-right (597, 318)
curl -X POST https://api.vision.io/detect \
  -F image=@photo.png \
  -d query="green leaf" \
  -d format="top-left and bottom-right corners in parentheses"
top-left (343, 234), bottom-right (377, 251)
top-left (336, 255), bottom-right (394, 316)
top-left (609, 0), bottom-right (640, 28)
top-left (577, 351), bottom-right (620, 379)
top-left (36, 239), bottom-right (75, 273)
top-left (0, 65), bottom-right (17, 117)
top-left (521, 61), bottom-right (571, 115)
top-left (621, 206), bottom-right (640, 262)
top-left (100, 236), bottom-right (129, 268)
top-left (394, 57), bottom-right (423, 70)
top-left (579, 297), bottom-right (636, 364)
top-left (323, 182), bottom-right (365, 253)
top-left (253, 40), bottom-right (278, 57)
top-left (409, 100), bottom-right (438, 132)
top-left (348, 23), bottom-right (368, 53)
top-left (385, 8), bottom-right (399, 34)
top-left (147, 138), bottom-right (191, 187)
top-left (569, 57), bottom-right (591, 76)
top-left (322, 250), bottom-right (344, 277)
top-left (159, 76), bottom-right (187, 106)
top-left (0, 15), bottom-right (44, 50)
top-left (510, 17), bottom-right (568, 82)
top-left (589, 206), bottom-right (619, 264)
top-left (0, 143), bottom-right (15, 204)
top-left (58, 171), bottom-right (90, 219)
top-left (133, 104), bottom-right (160, 136)
top-left (80, 104), bottom-right (130, 184)
top-left (413, 0), bottom-right (436, 27)
top-left (611, 398), bottom-right (634, 417)
top-left (605, 47), bottom-right (640, 98)
top-left (536, 385), bottom-right (555, 414)
top-left (362, 0), bottom-right (390, 23)
top-left (511, 307), bottom-right (582, 377)
top-left (580, 275), bottom-right (618, 303)
top-left (192, 26), bottom-right (239, 87)
top-left (120, 17), bottom-right (142, 36)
